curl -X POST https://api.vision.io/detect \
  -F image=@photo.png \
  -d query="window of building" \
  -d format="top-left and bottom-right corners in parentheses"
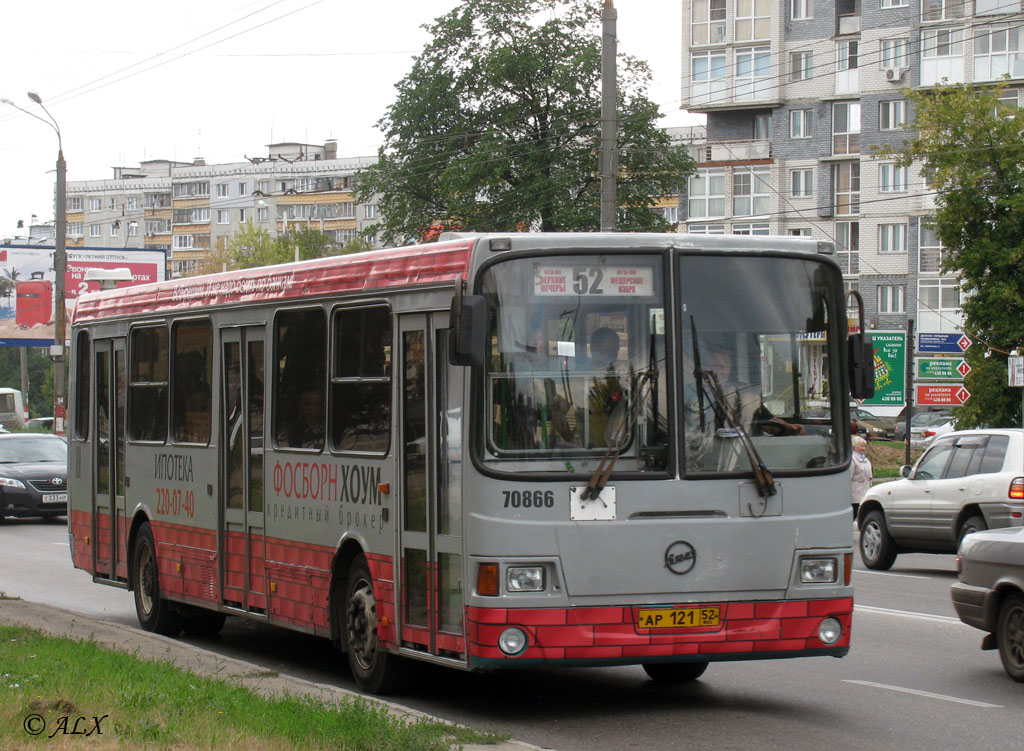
top-left (129, 326), bottom-right (168, 442)
top-left (732, 223), bottom-right (770, 235)
top-left (792, 0), bottom-right (812, 20)
top-left (257, 207), bottom-right (269, 223)
top-left (833, 162), bottom-right (860, 216)
top-left (688, 168), bottom-right (726, 219)
top-left (108, 198), bottom-right (118, 211)
top-left (977, 0), bottom-right (1023, 14)
top-left (838, 40), bottom-right (858, 71)
top-left (791, 168), bottom-right (814, 197)
top-left (880, 100), bottom-right (907, 130)
top-left (688, 224), bottom-right (726, 234)
top-left (882, 0), bottom-right (907, 7)
top-left (89, 224), bottom-right (102, 238)
top-left (881, 38), bottom-right (910, 69)
top-left (90, 198), bottom-right (101, 212)
top-left (878, 284), bottom-right (906, 314)
top-left (238, 182), bottom-right (247, 196)
top-left (732, 166), bottom-right (769, 215)
top-left (791, 51), bottom-right (814, 81)
top-left (691, 50), bottom-right (728, 104)
top-left (974, 25), bottom-right (1024, 81)
top-left (295, 178), bottom-right (314, 193)
top-left (880, 164), bottom-right (909, 192)
top-left (173, 235), bottom-right (195, 249)
top-left (922, 27), bottom-right (964, 58)
top-left (790, 108), bottom-right (814, 138)
top-left (330, 306), bottom-right (391, 452)
top-left (68, 222), bottom-right (83, 237)
top-left (239, 208), bottom-right (248, 223)
top-left (125, 197), bottom-right (138, 211)
top-left (339, 202), bottom-right (357, 219)
top-left (68, 196), bottom-right (83, 212)
top-left (832, 102), bottom-right (861, 155)
top-left (335, 229), bottom-right (357, 244)
top-left (790, 228), bottom-right (812, 236)
top-left (128, 221), bottom-right (138, 237)
top-left (835, 221), bottom-right (860, 274)
top-left (171, 320), bottom-right (212, 444)
top-left (922, 0), bottom-right (966, 22)
top-left (364, 203), bottom-right (378, 220)
top-left (110, 222), bottom-right (119, 237)
top-left (736, 46), bottom-right (771, 100)
top-left (216, 184), bottom-right (229, 197)
top-left (658, 205), bottom-right (680, 223)
top-left (918, 277), bottom-right (962, 316)
top-left (256, 180), bottom-right (270, 194)
top-left (691, 0), bottom-right (726, 45)
top-left (879, 222), bottom-right (908, 253)
top-left (735, 0), bottom-right (769, 41)
top-left (217, 210), bottom-right (229, 224)
top-left (995, 88), bottom-right (1020, 115)
top-left (275, 308), bottom-right (326, 450)
top-left (753, 113), bottom-right (772, 138)
top-left (919, 221), bottom-right (946, 272)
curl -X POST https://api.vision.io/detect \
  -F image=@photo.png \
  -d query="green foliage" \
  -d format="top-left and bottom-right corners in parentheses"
top-left (228, 222), bottom-right (339, 268)
top-left (0, 346), bottom-right (53, 417)
top-left (357, 0), bottom-right (693, 244)
top-left (889, 82), bottom-right (1024, 428)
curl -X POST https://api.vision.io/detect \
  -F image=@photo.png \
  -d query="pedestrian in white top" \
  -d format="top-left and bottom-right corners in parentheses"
top-left (850, 435), bottom-right (872, 517)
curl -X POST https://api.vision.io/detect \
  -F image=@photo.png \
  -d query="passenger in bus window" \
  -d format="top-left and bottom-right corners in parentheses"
top-left (285, 388), bottom-right (325, 448)
top-left (503, 318), bottom-right (575, 449)
top-left (585, 327), bottom-right (626, 447)
top-left (704, 343), bottom-right (803, 437)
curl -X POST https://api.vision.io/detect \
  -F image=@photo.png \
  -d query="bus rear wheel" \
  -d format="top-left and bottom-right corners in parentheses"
top-left (132, 522), bottom-right (182, 636)
top-left (343, 555), bottom-right (404, 694)
top-left (642, 661), bottom-right (709, 683)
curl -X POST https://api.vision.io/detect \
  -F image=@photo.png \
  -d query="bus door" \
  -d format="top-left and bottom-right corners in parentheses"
top-left (91, 338), bottom-right (128, 584)
top-left (397, 314), bottom-right (465, 660)
top-left (219, 326), bottom-right (267, 615)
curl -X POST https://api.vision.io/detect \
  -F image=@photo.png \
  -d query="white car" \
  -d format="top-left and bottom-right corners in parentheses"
top-left (908, 411), bottom-right (952, 447)
top-left (858, 429), bottom-right (1024, 570)
top-left (920, 417), bottom-right (955, 447)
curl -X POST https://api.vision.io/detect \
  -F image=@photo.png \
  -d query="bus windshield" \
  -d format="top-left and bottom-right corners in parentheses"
top-left (481, 254), bottom-right (669, 472)
top-left (680, 254), bottom-right (846, 474)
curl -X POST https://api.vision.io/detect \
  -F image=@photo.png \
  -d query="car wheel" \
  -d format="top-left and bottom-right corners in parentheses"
top-left (859, 510), bottom-right (897, 570)
top-left (996, 593), bottom-right (1024, 682)
top-left (342, 554), bottom-right (404, 694)
top-left (958, 515), bottom-right (987, 547)
top-left (132, 522), bottom-right (183, 636)
top-left (642, 661), bottom-right (709, 683)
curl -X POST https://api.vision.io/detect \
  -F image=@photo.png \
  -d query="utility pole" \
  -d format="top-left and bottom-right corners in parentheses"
top-left (905, 319), bottom-right (914, 467)
top-left (599, 0), bottom-right (618, 232)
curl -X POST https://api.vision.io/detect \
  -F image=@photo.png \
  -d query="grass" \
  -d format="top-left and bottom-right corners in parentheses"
top-left (0, 625), bottom-right (502, 751)
top-left (866, 440), bottom-right (922, 480)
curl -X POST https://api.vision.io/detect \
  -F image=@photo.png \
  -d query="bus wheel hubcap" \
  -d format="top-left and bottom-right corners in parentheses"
top-left (347, 581), bottom-right (378, 670)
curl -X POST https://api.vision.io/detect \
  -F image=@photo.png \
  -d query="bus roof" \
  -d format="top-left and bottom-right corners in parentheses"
top-left (72, 238), bottom-right (475, 323)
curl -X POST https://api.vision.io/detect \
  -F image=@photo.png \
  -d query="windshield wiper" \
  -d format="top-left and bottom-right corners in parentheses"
top-left (701, 369), bottom-right (776, 499)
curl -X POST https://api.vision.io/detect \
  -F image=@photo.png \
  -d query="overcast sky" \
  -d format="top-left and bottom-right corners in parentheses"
top-left (0, 0), bottom-right (697, 237)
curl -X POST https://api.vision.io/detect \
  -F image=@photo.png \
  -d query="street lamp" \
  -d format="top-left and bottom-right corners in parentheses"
top-left (1, 91), bottom-right (67, 433)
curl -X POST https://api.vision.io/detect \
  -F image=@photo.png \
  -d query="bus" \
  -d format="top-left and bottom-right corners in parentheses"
top-left (68, 232), bottom-right (873, 693)
top-left (0, 387), bottom-right (26, 431)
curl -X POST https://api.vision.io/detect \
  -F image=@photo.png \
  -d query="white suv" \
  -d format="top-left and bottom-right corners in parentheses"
top-left (858, 429), bottom-right (1024, 570)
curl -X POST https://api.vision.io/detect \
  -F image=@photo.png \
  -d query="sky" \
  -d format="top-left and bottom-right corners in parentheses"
top-left (0, 0), bottom-right (699, 238)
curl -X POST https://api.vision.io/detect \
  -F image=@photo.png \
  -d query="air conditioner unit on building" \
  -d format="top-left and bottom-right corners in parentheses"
top-left (885, 67), bottom-right (908, 82)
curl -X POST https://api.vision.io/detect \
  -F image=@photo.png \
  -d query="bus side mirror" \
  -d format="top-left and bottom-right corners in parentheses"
top-left (848, 332), bottom-right (875, 399)
top-left (449, 293), bottom-right (487, 367)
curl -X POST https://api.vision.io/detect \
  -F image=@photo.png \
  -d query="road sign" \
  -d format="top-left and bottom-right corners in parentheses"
top-left (916, 357), bottom-right (971, 381)
top-left (917, 332), bottom-right (972, 354)
top-left (916, 384), bottom-right (971, 406)
top-left (861, 331), bottom-right (906, 407)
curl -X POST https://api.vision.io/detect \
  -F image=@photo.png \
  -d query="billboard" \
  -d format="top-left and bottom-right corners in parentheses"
top-left (0, 244), bottom-right (166, 346)
top-left (860, 331), bottom-right (906, 408)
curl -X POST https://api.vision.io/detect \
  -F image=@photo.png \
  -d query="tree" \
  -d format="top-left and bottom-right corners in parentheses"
top-left (357, 0), bottom-right (693, 244)
top-left (229, 221), bottom-right (290, 269)
top-left (889, 82), bottom-right (1024, 428)
top-left (0, 347), bottom-right (53, 418)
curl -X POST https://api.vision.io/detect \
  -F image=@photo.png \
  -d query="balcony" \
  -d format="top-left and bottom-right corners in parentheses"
top-left (837, 14), bottom-right (860, 36)
top-left (692, 139), bottom-right (772, 164)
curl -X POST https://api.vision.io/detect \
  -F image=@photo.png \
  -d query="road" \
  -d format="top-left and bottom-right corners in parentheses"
top-left (1, 518), bottom-right (1019, 751)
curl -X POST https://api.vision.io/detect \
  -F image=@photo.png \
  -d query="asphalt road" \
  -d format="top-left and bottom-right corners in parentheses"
top-left (1, 518), bottom-right (1020, 751)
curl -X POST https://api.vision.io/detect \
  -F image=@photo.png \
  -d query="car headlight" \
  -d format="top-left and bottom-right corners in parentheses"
top-left (0, 477), bottom-right (26, 489)
top-left (800, 558), bottom-right (838, 583)
top-left (507, 566), bottom-right (545, 592)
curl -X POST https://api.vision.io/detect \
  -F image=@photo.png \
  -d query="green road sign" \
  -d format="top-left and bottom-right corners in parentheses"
top-left (862, 332), bottom-right (906, 407)
top-left (916, 357), bottom-right (970, 381)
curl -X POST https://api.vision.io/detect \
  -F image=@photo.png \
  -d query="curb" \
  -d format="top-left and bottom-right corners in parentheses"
top-left (0, 596), bottom-right (549, 751)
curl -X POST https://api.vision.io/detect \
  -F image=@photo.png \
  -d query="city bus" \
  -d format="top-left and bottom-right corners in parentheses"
top-left (68, 232), bottom-right (872, 693)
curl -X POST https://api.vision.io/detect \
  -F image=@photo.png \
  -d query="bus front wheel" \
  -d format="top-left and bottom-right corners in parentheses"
top-left (642, 661), bottom-right (709, 683)
top-left (343, 554), bottom-right (404, 694)
top-left (132, 522), bottom-right (182, 636)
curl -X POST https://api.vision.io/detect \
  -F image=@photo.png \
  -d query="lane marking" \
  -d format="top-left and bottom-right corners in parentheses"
top-left (853, 569), bottom-right (935, 580)
top-left (854, 604), bottom-right (962, 624)
top-left (843, 680), bottom-right (1003, 709)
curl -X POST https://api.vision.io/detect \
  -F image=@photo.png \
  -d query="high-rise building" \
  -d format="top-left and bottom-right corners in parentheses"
top-left (66, 141), bottom-right (380, 277)
top-left (679, 0), bottom-right (1010, 334)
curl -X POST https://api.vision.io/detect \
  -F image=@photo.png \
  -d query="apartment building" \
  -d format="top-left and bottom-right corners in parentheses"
top-left (66, 141), bottom-right (380, 277)
top-left (679, 0), bottom-right (1018, 334)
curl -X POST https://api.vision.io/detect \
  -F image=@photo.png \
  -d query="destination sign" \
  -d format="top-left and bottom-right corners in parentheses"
top-left (533, 265), bottom-right (654, 297)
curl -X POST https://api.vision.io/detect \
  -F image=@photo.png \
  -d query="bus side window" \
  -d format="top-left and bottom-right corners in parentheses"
top-left (274, 308), bottom-right (327, 450)
top-left (331, 306), bottom-right (392, 453)
top-left (171, 320), bottom-right (212, 444)
top-left (128, 326), bottom-right (168, 443)
top-left (75, 330), bottom-right (91, 440)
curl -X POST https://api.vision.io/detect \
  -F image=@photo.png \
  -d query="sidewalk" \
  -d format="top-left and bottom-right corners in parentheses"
top-left (0, 596), bottom-right (548, 751)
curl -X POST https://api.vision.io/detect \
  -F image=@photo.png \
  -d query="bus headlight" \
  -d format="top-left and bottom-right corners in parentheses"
top-left (507, 566), bottom-right (545, 592)
top-left (800, 558), bottom-right (838, 583)
top-left (498, 627), bottom-right (528, 656)
top-left (818, 617), bottom-right (843, 645)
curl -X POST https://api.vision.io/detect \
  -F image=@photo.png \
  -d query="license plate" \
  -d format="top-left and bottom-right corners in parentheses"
top-left (43, 493), bottom-right (68, 505)
top-left (637, 607), bottom-right (720, 629)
